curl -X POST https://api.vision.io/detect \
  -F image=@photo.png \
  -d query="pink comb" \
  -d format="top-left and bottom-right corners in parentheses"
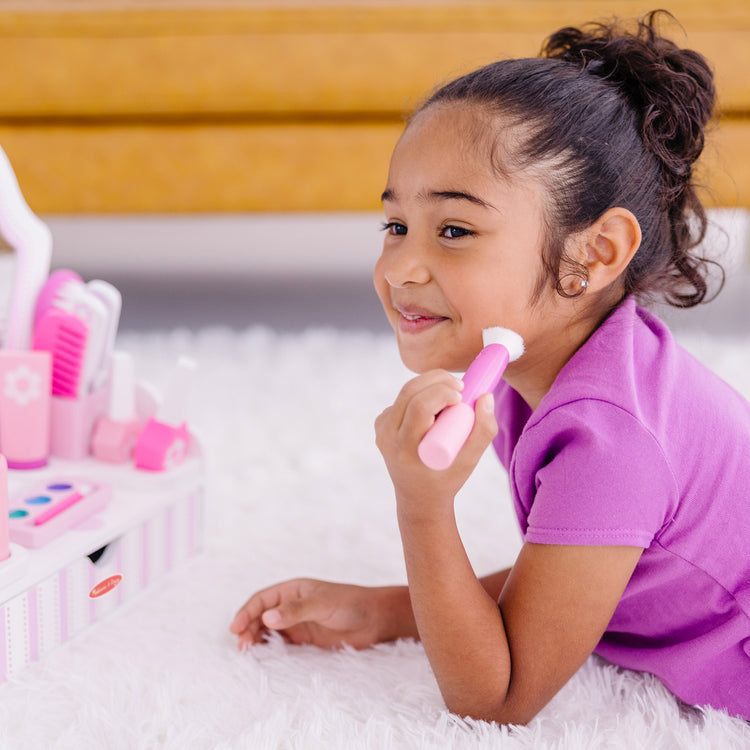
top-left (32, 309), bottom-right (88, 397)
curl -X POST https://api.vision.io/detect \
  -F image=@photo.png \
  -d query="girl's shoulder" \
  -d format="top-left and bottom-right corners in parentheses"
top-left (539, 297), bottom-right (748, 431)
top-left (512, 296), bottom-right (750, 544)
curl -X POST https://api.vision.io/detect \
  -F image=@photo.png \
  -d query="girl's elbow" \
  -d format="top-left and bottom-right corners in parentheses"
top-left (444, 694), bottom-right (540, 727)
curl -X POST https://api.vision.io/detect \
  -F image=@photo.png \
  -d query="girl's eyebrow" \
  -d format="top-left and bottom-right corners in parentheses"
top-left (429, 190), bottom-right (497, 210)
top-left (380, 188), bottom-right (498, 211)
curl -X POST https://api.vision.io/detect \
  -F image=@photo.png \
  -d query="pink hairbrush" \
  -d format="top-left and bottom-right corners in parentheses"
top-left (32, 309), bottom-right (89, 397)
top-left (33, 269), bottom-right (84, 328)
top-left (418, 326), bottom-right (524, 471)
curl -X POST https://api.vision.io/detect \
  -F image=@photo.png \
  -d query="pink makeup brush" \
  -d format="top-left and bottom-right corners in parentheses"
top-left (418, 326), bottom-right (524, 471)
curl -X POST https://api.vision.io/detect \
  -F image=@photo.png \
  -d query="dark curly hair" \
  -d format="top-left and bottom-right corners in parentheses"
top-left (415, 10), bottom-right (721, 308)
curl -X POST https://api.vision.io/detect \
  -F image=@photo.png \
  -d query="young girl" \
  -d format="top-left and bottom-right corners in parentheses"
top-left (230, 12), bottom-right (750, 724)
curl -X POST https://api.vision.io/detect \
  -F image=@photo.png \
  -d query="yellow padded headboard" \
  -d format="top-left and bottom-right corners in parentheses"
top-left (0, 0), bottom-right (748, 213)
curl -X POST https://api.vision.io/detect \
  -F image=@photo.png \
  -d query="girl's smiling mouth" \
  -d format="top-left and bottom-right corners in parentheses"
top-left (395, 304), bottom-right (449, 334)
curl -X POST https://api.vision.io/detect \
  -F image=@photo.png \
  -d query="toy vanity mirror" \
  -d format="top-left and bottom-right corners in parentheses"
top-left (0, 146), bottom-right (51, 351)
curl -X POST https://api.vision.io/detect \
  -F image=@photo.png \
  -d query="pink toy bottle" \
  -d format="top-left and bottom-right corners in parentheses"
top-left (134, 356), bottom-right (195, 472)
top-left (91, 351), bottom-right (141, 463)
top-left (0, 350), bottom-right (51, 469)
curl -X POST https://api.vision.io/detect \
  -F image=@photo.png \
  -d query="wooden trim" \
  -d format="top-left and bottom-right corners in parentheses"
top-left (0, 29), bottom-right (748, 117)
top-left (0, 1), bottom-right (748, 35)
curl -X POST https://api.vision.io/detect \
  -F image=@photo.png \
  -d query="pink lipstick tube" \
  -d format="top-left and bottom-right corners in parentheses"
top-left (417, 327), bottom-right (524, 471)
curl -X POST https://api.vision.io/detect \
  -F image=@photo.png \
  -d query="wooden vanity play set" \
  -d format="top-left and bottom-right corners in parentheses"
top-left (0, 146), bottom-right (205, 682)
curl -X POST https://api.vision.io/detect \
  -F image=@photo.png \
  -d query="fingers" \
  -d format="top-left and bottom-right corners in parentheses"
top-left (396, 369), bottom-right (463, 406)
top-left (375, 370), bottom-right (463, 453)
top-left (375, 370), bottom-right (498, 472)
top-left (230, 579), bottom-right (342, 649)
top-left (402, 380), bottom-right (463, 436)
top-left (229, 579), bottom-right (305, 647)
top-left (261, 594), bottom-right (332, 632)
top-left (452, 392), bottom-right (498, 471)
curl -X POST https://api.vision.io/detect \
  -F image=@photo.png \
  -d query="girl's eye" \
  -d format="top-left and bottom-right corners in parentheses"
top-left (381, 221), bottom-right (407, 236)
top-left (440, 225), bottom-right (473, 239)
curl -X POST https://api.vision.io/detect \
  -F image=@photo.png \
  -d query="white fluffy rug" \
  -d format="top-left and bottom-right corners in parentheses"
top-left (0, 321), bottom-right (749, 749)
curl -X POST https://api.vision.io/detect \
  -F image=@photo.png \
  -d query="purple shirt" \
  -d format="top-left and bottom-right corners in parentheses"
top-left (492, 297), bottom-right (750, 718)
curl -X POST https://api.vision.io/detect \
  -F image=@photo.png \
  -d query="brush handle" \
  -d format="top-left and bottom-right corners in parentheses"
top-left (459, 344), bottom-right (510, 406)
top-left (33, 490), bottom-right (86, 526)
top-left (417, 343), bottom-right (509, 471)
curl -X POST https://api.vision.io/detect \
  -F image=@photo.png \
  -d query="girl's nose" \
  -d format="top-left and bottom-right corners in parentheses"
top-left (382, 245), bottom-right (430, 288)
top-left (384, 271), bottom-right (408, 288)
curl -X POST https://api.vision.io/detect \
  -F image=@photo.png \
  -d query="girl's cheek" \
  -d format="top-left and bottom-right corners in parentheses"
top-left (373, 261), bottom-right (391, 312)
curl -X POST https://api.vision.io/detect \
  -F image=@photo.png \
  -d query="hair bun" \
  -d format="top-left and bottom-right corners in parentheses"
top-left (542, 11), bottom-right (715, 184)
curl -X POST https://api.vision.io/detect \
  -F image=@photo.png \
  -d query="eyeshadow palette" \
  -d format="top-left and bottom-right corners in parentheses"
top-left (8, 479), bottom-right (111, 549)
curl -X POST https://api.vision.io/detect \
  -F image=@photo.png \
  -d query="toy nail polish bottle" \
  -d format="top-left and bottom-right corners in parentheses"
top-left (133, 356), bottom-right (195, 472)
top-left (91, 350), bottom-right (141, 463)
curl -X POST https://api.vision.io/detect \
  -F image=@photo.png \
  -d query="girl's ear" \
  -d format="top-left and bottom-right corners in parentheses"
top-left (583, 207), bottom-right (642, 292)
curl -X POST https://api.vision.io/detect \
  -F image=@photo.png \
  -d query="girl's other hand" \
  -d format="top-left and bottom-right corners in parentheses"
top-left (375, 370), bottom-right (498, 522)
top-left (229, 578), bottom-right (415, 650)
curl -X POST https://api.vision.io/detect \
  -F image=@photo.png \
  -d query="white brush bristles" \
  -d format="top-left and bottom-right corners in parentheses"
top-left (482, 326), bottom-right (525, 361)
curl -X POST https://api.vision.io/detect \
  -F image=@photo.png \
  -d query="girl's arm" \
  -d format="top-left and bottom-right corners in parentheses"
top-left (230, 579), bottom-right (419, 649)
top-left (230, 571), bottom-right (513, 650)
top-left (400, 516), bottom-right (641, 723)
top-left (376, 370), bottom-right (642, 724)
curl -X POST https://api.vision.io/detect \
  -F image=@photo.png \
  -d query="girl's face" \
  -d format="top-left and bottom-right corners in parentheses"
top-left (374, 104), bottom-right (575, 380)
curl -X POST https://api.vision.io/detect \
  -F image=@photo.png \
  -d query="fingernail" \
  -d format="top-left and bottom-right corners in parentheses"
top-left (482, 393), bottom-right (495, 413)
top-left (262, 609), bottom-right (282, 628)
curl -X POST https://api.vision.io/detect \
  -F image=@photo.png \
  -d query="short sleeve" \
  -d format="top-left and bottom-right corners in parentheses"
top-left (511, 399), bottom-right (679, 547)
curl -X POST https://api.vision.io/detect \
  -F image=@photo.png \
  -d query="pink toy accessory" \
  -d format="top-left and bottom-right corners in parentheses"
top-left (86, 280), bottom-right (122, 391)
top-left (32, 309), bottom-right (88, 398)
top-left (33, 269), bottom-right (83, 328)
top-left (91, 350), bottom-right (141, 463)
top-left (8, 478), bottom-right (111, 549)
top-left (134, 419), bottom-right (191, 472)
top-left (45, 280), bottom-right (108, 396)
top-left (417, 327), bottom-right (524, 471)
top-left (49, 387), bottom-right (108, 461)
top-left (0, 350), bottom-right (52, 469)
top-left (35, 273), bottom-right (122, 395)
top-left (134, 356), bottom-right (196, 472)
